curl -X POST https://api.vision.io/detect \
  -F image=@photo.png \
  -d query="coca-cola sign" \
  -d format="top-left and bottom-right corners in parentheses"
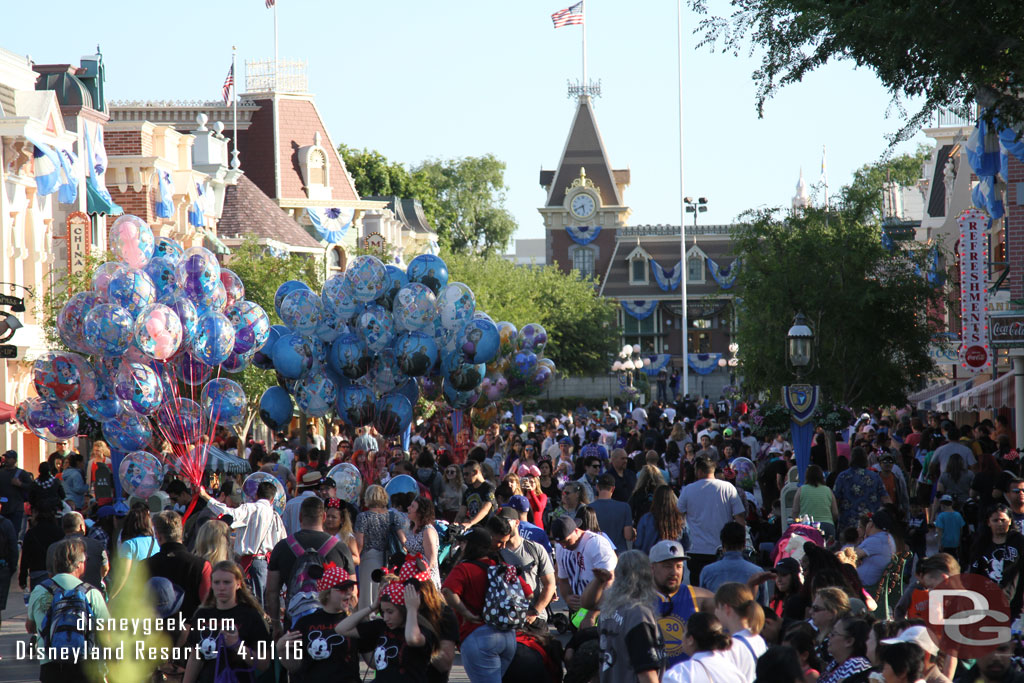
top-left (991, 312), bottom-right (1024, 347)
top-left (957, 208), bottom-right (991, 373)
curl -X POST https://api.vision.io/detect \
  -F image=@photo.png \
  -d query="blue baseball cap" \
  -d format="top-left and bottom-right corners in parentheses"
top-left (505, 495), bottom-right (531, 513)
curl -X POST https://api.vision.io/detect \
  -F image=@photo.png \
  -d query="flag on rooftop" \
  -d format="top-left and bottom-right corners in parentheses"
top-left (551, 2), bottom-right (584, 28)
top-left (222, 64), bottom-right (234, 103)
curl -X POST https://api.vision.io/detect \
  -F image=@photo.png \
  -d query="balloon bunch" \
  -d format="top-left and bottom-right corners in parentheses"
top-left (255, 252), bottom-right (555, 440)
top-left (19, 214), bottom-right (266, 494)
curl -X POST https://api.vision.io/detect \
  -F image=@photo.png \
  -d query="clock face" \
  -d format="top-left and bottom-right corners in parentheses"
top-left (570, 193), bottom-right (596, 219)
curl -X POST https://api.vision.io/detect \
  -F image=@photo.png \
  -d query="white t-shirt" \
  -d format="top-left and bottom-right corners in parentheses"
top-left (664, 651), bottom-right (746, 683)
top-left (724, 629), bottom-right (767, 681)
top-left (676, 478), bottom-right (745, 555)
top-left (631, 407), bottom-right (648, 428)
top-left (663, 407), bottom-right (677, 423)
top-left (555, 529), bottom-right (618, 595)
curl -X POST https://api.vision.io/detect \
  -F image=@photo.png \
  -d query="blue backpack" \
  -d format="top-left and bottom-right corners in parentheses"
top-left (40, 579), bottom-right (95, 657)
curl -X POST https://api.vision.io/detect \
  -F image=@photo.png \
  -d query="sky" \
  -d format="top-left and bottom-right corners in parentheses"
top-left (3, 0), bottom-right (930, 246)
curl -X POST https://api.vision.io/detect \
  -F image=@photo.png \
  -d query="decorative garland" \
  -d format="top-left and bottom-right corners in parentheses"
top-left (640, 354), bottom-right (673, 376)
top-left (687, 353), bottom-right (722, 376)
top-left (305, 207), bottom-right (354, 244)
top-left (621, 300), bottom-right (658, 320)
top-left (566, 224), bottom-right (601, 245)
top-left (651, 260), bottom-right (682, 292)
top-left (155, 171), bottom-right (175, 219)
top-left (707, 257), bottom-right (740, 289)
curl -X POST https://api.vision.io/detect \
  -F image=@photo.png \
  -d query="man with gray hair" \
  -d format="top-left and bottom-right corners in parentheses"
top-left (27, 537), bottom-right (109, 682)
top-left (45, 512), bottom-right (107, 589)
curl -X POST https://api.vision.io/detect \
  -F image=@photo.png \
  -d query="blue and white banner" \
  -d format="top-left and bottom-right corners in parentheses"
top-left (640, 354), bottom-right (673, 376)
top-left (82, 122), bottom-right (121, 215)
top-left (687, 353), bottom-right (722, 375)
top-left (651, 260), bottom-right (681, 291)
top-left (622, 299), bottom-right (658, 320)
top-left (24, 135), bottom-right (61, 196)
top-left (566, 224), bottom-right (601, 245)
top-left (188, 182), bottom-right (206, 228)
top-left (966, 118), bottom-right (1000, 177)
top-left (155, 170), bottom-right (175, 219)
top-left (707, 257), bottom-right (740, 289)
top-left (305, 206), bottom-right (353, 244)
top-left (56, 148), bottom-right (79, 204)
top-left (972, 175), bottom-right (1003, 220)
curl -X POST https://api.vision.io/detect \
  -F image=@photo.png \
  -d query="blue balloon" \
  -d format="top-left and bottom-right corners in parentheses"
top-left (355, 305), bottom-right (395, 354)
top-left (226, 300), bottom-right (271, 355)
top-left (259, 386), bottom-right (293, 431)
top-left (442, 377), bottom-right (479, 409)
top-left (176, 351), bottom-right (213, 386)
top-left (191, 312), bottom-right (236, 366)
top-left (315, 311), bottom-right (348, 344)
top-left (144, 256), bottom-right (178, 299)
top-left (344, 255), bottom-right (388, 303)
top-left (446, 357), bottom-right (485, 392)
top-left (154, 236), bottom-right (184, 263)
top-left (272, 333), bottom-right (316, 379)
top-left (197, 281), bottom-right (228, 314)
top-left (337, 384), bottom-right (375, 427)
top-left (384, 473), bottom-right (419, 497)
top-left (108, 268), bottom-right (157, 317)
top-left (163, 295), bottom-right (199, 345)
top-left (114, 362), bottom-right (163, 415)
top-left (393, 283), bottom-right (437, 332)
top-left (103, 412), bottom-right (153, 452)
top-left (202, 378), bottom-right (247, 426)
top-left (457, 318), bottom-right (500, 365)
top-left (406, 254), bottom-right (449, 295)
top-left (220, 351), bottom-right (251, 373)
top-left (253, 324), bottom-right (286, 370)
top-left (274, 280), bottom-right (311, 319)
top-left (83, 304), bottom-right (136, 357)
top-left (329, 334), bottom-right (371, 379)
top-left (367, 349), bottom-right (407, 395)
top-left (378, 265), bottom-right (409, 310)
top-left (175, 246), bottom-right (221, 300)
top-left (294, 374), bottom-right (336, 418)
top-left (394, 331), bottom-right (438, 377)
top-left (82, 377), bottom-right (122, 423)
top-left (396, 377), bottom-right (420, 406)
top-left (322, 274), bottom-right (359, 320)
top-left (280, 288), bottom-right (323, 337)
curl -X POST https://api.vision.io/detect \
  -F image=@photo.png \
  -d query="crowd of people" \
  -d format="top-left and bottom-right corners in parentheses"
top-left (0, 398), bottom-right (1023, 683)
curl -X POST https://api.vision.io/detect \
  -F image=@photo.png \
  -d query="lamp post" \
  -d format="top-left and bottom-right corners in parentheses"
top-left (612, 344), bottom-right (649, 410)
top-left (718, 341), bottom-right (740, 385)
top-left (684, 197), bottom-right (708, 231)
top-left (783, 313), bottom-right (820, 484)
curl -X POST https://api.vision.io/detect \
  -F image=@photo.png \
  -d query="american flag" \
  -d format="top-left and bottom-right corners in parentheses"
top-left (551, 1), bottom-right (584, 28)
top-left (266, 0), bottom-right (275, 7)
top-left (221, 64), bottom-right (234, 103)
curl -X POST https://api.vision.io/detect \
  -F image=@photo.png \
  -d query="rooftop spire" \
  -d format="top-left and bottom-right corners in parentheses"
top-left (792, 168), bottom-right (810, 211)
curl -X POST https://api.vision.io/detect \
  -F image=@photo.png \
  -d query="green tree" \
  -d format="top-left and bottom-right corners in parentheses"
top-left (842, 145), bottom-right (932, 222)
top-left (225, 238), bottom-right (325, 442)
top-left (338, 144), bottom-right (419, 198)
top-left (443, 251), bottom-right (619, 375)
top-left (691, 0), bottom-right (1024, 139)
top-left (732, 206), bottom-right (943, 406)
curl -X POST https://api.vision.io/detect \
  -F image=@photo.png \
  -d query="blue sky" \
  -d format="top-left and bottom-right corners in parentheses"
top-left (5, 0), bottom-right (928, 244)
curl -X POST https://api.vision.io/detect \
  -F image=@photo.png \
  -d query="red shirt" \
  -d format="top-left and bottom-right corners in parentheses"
top-left (526, 490), bottom-right (547, 528)
top-left (442, 558), bottom-right (532, 642)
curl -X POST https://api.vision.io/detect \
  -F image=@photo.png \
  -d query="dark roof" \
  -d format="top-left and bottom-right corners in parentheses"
top-left (601, 236), bottom-right (737, 298)
top-left (219, 174), bottom-right (322, 249)
top-left (540, 97), bottom-right (625, 207)
top-left (928, 145), bottom-right (953, 218)
top-left (34, 65), bottom-right (93, 110)
top-left (366, 195), bottom-right (433, 233)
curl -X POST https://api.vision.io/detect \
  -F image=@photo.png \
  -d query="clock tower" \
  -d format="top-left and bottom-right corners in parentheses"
top-left (539, 95), bottom-right (631, 282)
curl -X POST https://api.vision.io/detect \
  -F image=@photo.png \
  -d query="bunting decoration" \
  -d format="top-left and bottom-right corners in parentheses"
top-left (566, 224), bottom-right (601, 245)
top-left (621, 300), bottom-right (658, 320)
top-left (24, 135), bottom-right (62, 196)
top-left (82, 122), bottom-right (122, 216)
top-left (706, 257), bottom-right (740, 289)
top-left (651, 260), bottom-right (682, 291)
top-left (783, 383), bottom-right (820, 484)
top-left (687, 353), bottom-right (722, 376)
top-left (305, 206), bottom-right (353, 244)
top-left (640, 354), bottom-right (673, 376)
top-left (154, 170), bottom-right (175, 219)
top-left (966, 117), bottom-right (1004, 220)
top-left (56, 148), bottom-right (79, 205)
top-left (188, 182), bottom-right (207, 228)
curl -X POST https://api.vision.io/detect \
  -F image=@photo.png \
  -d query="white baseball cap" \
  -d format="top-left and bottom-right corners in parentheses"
top-left (881, 625), bottom-right (937, 655)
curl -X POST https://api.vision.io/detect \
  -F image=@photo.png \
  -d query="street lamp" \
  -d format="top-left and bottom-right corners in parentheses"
top-left (684, 197), bottom-right (708, 229)
top-left (612, 344), bottom-right (649, 407)
top-left (786, 313), bottom-right (814, 378)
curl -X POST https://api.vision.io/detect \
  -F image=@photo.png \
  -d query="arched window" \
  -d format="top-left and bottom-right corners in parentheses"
top-left (308, 149), bottom-right (327, 187)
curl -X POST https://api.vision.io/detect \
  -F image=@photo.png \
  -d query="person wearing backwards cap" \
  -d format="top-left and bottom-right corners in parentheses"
top-left (648, 540), bottom-right (715, 668)
top-left (551, 516), bottom-right (616, 626)
top-left (277, 563), bottom-right (361, 683)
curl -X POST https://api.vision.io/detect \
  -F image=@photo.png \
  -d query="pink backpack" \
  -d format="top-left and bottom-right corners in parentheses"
top-left (771, 522), bottom-right (825, 565)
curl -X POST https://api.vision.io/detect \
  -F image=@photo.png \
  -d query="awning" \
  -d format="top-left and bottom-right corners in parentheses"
top-left (909, 379), bottom-right (968, 409)
top-left (205, 446), bottom-right (251, 474)
top-left (86, 175), bottom-right (123, 216)
top-left (0, 401), bottom-right (15, 424)
top-left (937, 372), bottom-right (1015, 413)
top-left (204, 232), bottom-right (231, 255)
top-left (918, 378), bottom-right (977, 411)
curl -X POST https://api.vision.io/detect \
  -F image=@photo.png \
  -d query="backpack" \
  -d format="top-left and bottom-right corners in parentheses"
top-left (40, 579), bottom-right (95, 657)
top-left (474, 560), bottom-right (529, 631)
top-left (284, 534), bottom-right (338, 623)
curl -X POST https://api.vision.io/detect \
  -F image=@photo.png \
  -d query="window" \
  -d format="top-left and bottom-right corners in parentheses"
top-left (329, 247), bottom-right (344, 270)
top-left (573, 247), bottom-right (595, 277)
top-left (623, 308), bottom-right (662, 352)
top-left (689, 331), bottom-right (711, 353)
top-left (631, 258), bottom-right (647, 284)
top-left (687, 256), bottom-right (704, 282)
top-left (692, 318), bottom-right (713, 329)
top-left (308, 149), bottom-right (326, 186)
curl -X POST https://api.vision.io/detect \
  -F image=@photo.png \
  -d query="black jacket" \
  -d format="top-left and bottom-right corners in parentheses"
top-left (146, 541), bottom-right (211, 622)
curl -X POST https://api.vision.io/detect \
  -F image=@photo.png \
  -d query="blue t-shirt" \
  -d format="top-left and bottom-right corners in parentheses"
top-left (935, 510), bottom-right (966, 548)
top-left (518, 520), bottom-right (552, 554)
top-left (655, 586), bottom-right (699, 668)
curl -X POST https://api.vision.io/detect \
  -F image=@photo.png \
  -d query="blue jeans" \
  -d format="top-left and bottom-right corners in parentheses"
top-left (244, 556), bottom-right (268, 609)
top-left (460, 625), bottom-right (516, 683)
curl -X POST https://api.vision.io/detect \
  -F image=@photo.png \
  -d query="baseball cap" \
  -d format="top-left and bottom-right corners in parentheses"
top-left (549, 516), bottom-right (578, 542)
top-left (870, 510), bottom-right (894, 532)
top-left (1, 450), bottom-right (16, 459)
top-left (499, 507), bottom-right (522, 521)
top-left (649, 539), bottom-right (687, 563)
top-left (95, 505), bottom-right (115, 519)
top-left (505, 495), bottom-right (530, 513)
top-left (774, 557), bottom-right (801, 576)
top-left (723, 427), bottom-right (734, 437)
top-left (940, 494), bottom-right (953, 504)
top-left (558, 436), bottom-right (573, 445)
top-left (879, 453), bottom-right (896, 463)
top-left (882, 625), bottom-right (938, 655)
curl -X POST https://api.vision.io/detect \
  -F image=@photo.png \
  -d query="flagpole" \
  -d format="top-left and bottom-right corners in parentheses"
top-left (232, 46), bottom-right (239, 169)
top-left (273, 1), bottom-right (279, 91)
top-left (582, 0), bottom-right (587, 88)
top-left (677, 0), bottom-right (689, 400)
top-left (822, 144), bottom-right (829, 211)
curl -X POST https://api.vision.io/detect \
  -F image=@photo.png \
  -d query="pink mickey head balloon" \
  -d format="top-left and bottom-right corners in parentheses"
top-left (135, 303), bottom-right (184, 361)
top-left (109, 214), bottom-right (155, 269)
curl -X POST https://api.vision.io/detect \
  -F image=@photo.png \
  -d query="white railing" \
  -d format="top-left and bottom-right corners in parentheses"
top-left (245, 59), bottom-right (307, 93)
top-left (935, 108), bottom-right (974, 128)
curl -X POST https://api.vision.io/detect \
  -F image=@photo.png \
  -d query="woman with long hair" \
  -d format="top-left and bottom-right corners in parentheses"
top-left (782, 623), bottom-right (824, 683)
top-left (405, 495), bottom-right (441, 588)
top-left (517, 463), bottom-right (548, 528)
top-left (598, 550), bottom-right (666, 683)
top-left (663, 612), bottom-right (746, 683)
top-left (630, 464), bottom-right (668, 524)
top-left (335, 559), bottom-right (440, 683)
top-left (933, 452), bottom-right (974, 515)
top-left (714, 583), bottom-right (766, 680)
top-left (194, 519), bottom-right (231, 566)
top-left (437, 462), bottom-right (466, 522)
top-left (325, 498), bottom-right (360, 568)
top-left (817, 616), bottom-right (873, 683)
top-left (183, 561), bottom-right (271, 683)
top-left (503, 472), bottom-right (524, 497)
top-left (791, 465), bottom-right (838, 539)
top-left (635, 485), bottom-right (685, 554)
top-left (537, 458), bottom-right (561, 503)
top-left (109, 502), bottom-right (160, 599)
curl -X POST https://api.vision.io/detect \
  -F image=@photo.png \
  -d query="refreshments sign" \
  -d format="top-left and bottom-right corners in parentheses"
top-left (957, 208), bottom-right (991, 373)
